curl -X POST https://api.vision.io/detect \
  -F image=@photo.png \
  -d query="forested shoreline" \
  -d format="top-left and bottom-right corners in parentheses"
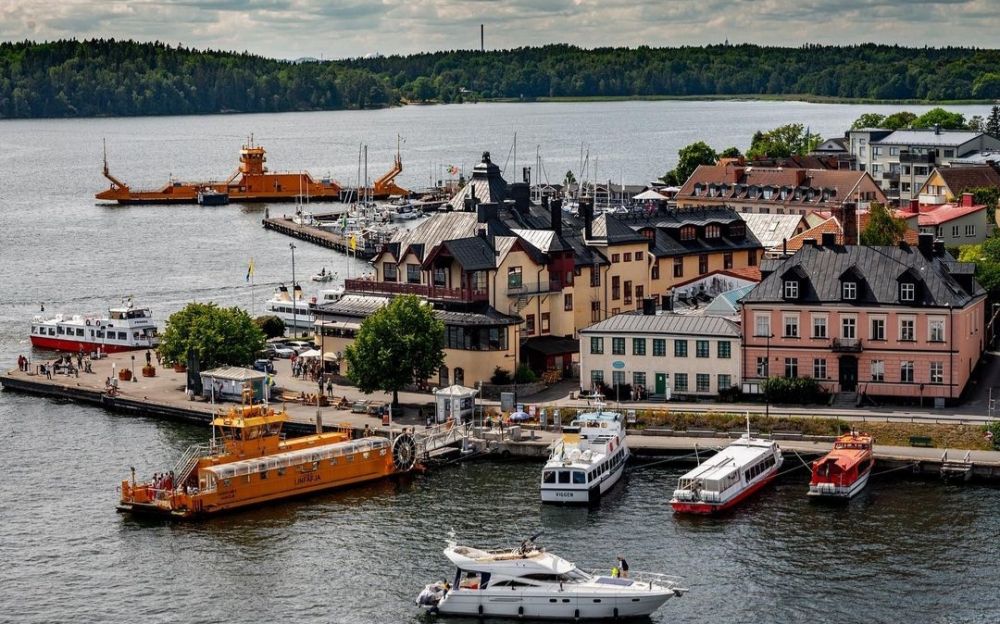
top-left (3, 39), bottom-right (1000, 119)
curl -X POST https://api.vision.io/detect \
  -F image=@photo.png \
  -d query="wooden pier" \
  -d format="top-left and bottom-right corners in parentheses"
top-left (261, 216), bottom-right (380, 259)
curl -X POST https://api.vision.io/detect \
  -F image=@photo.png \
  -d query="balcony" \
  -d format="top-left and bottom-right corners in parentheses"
top-left (918, 193), bottom-right (947, 205)
top-left (899, 151), bottom-right (935, 164)
top-left (832, 337), bottom-right (863, 352)
top-left (882, 170), bottom-right (900, 182)
top-left (507, 279), bottom-right (562, 297)
top-left (344, 278), bottom-right (489, 302)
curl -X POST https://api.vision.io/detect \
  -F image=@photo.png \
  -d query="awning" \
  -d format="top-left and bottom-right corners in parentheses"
top-left (634, 189), bottom-right (669, 201)
top-left (522, 335), bottom-right (580, 356)
top-left (299, 349), bottom-right (322, 358)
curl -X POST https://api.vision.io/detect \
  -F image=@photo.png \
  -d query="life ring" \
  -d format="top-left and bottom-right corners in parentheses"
top-left (85, 319), bottom-right (91, 326)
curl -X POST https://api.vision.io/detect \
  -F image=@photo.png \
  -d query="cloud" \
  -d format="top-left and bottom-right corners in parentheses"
top-left (1, 0), bottom-right (998, 59)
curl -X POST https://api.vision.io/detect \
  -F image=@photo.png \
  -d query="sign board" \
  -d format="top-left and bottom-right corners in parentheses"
top-left (500, 392), bottom-right (515, 412)
top-left (540, 408), bottom-right (547, 428)
top-left (626, 409), bottom-right (637, 424)
top-left (612, 360), bottom-right (626, 370)
top-left (553, 409), bottom-right (561, 428)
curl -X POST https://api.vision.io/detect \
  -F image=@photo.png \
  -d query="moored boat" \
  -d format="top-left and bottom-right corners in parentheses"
top-left (416, 535), bottom-right (686, 620)
top-left (808, 432), bottom-right (874, 499)
top-left (265, 284), bottom-right (315, 331)
top-left (670, 427), bottom-right (783, 514)
top-left (29, 299), bottom-right (158, 354)
top-left (118, 404), bottom-right (418, 519)
top-left (540, 396), bottom-right (629, 504)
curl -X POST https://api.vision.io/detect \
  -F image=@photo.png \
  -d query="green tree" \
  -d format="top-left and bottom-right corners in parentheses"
top-left (860, 203), bottom-right (908, 246)
top-left (159, 303), bottom-right (265, 369)
top-left (747, 123), bottom-right (821, 159)
top-left (883, 111), bottom-right (918, 129)
top-left (564, 170), bottom-right (577, 187)
top-left (972, 73), bottom-right (1000, 99)
top-left (254, 314), bottom-right (286, 339)
top-left (850, 112), bottom-right (886, 129)
top-left (662, 141), bottom-right (717, 186)
top-left (914, 107), bottom-right (966, 129)
top-left (970, 186), bottom-right (1000, 223)
top-left (968, 115), bottom-right (986, 132)
top-left (986, 106), bottom-right (1000, 138)
top-left (720, 146), bottom-right (742, 158)
top-left (344, 295), bottom-right (445, 407)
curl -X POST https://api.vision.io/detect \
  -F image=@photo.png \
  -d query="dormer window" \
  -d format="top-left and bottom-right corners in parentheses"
top-left (693, 183), bottom-right (703, 196)
top-left (842, 282), bottom-right (857, 300)
top-left (900, 282), bottom-right (915, 302)
top-left (784, 280), bottom-right (799, 299)
top-left (680, 226), bottom-right (696, 241)
top-left (706, 224), bottom-right (721, 239)
top-left (729, 223), bottom-right (746, 239)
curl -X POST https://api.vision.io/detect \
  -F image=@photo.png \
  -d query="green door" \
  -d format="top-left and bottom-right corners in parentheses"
top-left (655, 373), bottom-right (667, 395)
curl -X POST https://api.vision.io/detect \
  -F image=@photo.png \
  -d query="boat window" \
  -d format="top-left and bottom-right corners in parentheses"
top-left (76, 328), bottom-right (84, 336)
top-left (56, 326), bottom-right (64, 335)
top-left (543, 470), bottom-right (556, 484)
top-left (48, 327), bottom-right (55, 336)
top-left (573, 471), bottom-right (586, 484)
top-left (558, 471), bottom-right (571, 484)
top-left (260, 470), bottom-right (268, 480)
top-left (119, 332), bottom-right (127, 340)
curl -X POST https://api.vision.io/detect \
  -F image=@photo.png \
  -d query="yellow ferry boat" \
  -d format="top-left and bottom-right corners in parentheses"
top-left (118, 404), bottom-right (417, 519)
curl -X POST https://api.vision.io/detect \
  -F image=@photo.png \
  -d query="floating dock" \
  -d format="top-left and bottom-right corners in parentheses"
top-left (262, 216), bottom-right (382, 259)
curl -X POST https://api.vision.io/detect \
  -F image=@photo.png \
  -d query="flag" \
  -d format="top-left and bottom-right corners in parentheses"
top-left (341, 213), bottom-right (348, 231)
top-left (349, 234), bottom-right (357, 251)
top-left (246, 258), bottom-right (255, 282)
top-left (447, 165), bottom-right (460, 176)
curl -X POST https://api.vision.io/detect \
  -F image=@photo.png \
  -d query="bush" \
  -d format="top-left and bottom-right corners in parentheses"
top-left (490, 367), bottom-right (512, 385)
top-left (717, 385), bottom-right (743, 402)
top-left (513, 364), bottom-right (538, 384)
top-left (254, 315), bottom-right (286, 339)
top-left (985, 420), bottom-right (1000, 449)
top-left (762, 376), bottom-right (829, 405)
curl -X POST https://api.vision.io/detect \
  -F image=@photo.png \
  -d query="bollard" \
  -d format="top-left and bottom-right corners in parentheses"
top-left (316, 410), bottom-right (323, 433)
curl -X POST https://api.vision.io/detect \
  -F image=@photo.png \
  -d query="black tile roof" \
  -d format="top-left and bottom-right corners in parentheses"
top-left (743, 244), bottom-right (984, 308)
top-left (442, 236), bottom-right (496, 271)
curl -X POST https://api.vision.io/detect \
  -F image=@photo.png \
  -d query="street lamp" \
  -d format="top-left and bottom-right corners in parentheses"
top-left (130, 354), bottom-right (136, 382)
top-left (289, 242), bottom-right (298, 339)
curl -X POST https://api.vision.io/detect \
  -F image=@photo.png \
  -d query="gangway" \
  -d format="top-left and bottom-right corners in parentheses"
top-left (413, 420), bottom-right (476, 459)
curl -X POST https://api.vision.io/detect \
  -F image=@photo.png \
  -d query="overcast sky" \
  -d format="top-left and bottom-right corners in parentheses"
top-left (2, 0), bottom-right (997, 60)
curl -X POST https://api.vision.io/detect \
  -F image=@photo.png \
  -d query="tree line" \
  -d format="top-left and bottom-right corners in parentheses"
top-left (5, 39), bottom-right (1000, 119)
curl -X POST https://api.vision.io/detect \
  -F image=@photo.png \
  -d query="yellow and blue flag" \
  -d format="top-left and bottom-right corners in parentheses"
top-left (246, 258), bottom-right (255, 282)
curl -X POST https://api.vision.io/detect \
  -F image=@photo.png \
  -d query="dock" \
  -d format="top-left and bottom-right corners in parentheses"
top-left (262, 216), bottom-right (381, 259)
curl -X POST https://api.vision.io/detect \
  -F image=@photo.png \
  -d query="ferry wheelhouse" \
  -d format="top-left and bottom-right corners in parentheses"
top-left (541, 398), bottom-right (629, 504)
top-left (808, 432), bottom-right (874, 499)
top-left (416, 537), bottom-right (686, 620)
top-left (265, 284), bottom-right (316, 331)
top-left (670, 436), bottom-right (783, 514)
top-left (118, 404), bottom-right (417, 519)
top-left (29, 301), bottom-right (158, 353)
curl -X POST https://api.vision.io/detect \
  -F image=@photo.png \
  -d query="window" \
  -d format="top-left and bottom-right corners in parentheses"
top-left (635, 251), bottom-right (643, 261)
top-left (590, 337), bottom-right (604, 354)
top-left (696, 340), bottom-right (710, 358)
top-left (611, 276), bottom-right (621, 300)
top-left (747, 249), bottom-right (757, 266)
top-left (540, 313), bottom-right (550, 334)
top-left (718, 374), bottom-right (732, 390)
top-left (433, 267), bottom-right (447, 287)
top-left (755, 314), bottom-right (770, 337)
top-left (651, 262), bottom-right (660, 280)
top-left (842, 282), bottom-right (857, 300)
top-left (871, 360), bottom-right (885, 382)
top-left (507, 266), bottom-right (523, 289)
top-left (383, 263), bottom-right (398, 281)
top-left (870, 317), bottom-right (885, 341)
top-left (813, 358), bottom-right (827, 379)
top-left (674, 373), bottom-right (688, 391)
top-left (930, 362), bottom-right (944, 384)
top-left (623, 252), bottom-right (632, 262)
top-left (952, 225), bottom-right (960, 238)
top-left (944, 149), bottom-right (955, 158)
top-left (590, 266), bottom-right (600, 287)
top-left (406, 263), bottom-right (421, 284)
top-left (590, 369), bottom-right (604, 388)
top-left (673, 257), bottom-right (684, 278)
top-left (784, 358), bottom-right (798, 378)
top-left (842, 317), bottom-right (856, 339)
top-left (653, 339), bottom-right (666, 357)
top-left (635, 286), bottom-right (644, 309)
top-left (612, 371), bottom-right (625, 387)
top-left (612, 337), bottom-right (626, 355)
top-left (674, 340), bottom-right (688, 357)
top-left (525, 314), bottom-right (536, 336)
top-left (696, 374), bottom-right (711, 392)
top-left (680, 226), bottom-right (696, 241)
top-left (784, 280), bottom-right (799, 299)
top-left (929, 318), bottom-right (944, 342)
top-left (901, 361), bottom-right (914, 383)
top-left (706, 224), bottom-right (721, 238)
top-left (756, 357), bottom-right (769, 378)
top-left (611, 254), bottom-right (620, 263)
top-left (718, 341), bottom-right (731, 359)
top-left (564, 293), bottom-right (573, 311)
top-left (900, 318), bottom-right (915, 341)
top-left (784, 314), bottom-right (799, 338)
top-left (698, 254), bottom-right (709, 275)
top-left (632, 338), bottom-right (646, 356)
top-left (723, 252), bottom-right (733, 270)
top-left (624, 280), bottom-right (633, 305)
top-left (590, 301), bottom-right (601, 322)
top-left (890, 147), bottom-right (899, 156)
top-left (633, 372), bottom-right (646, 388)
top-left (900, 282), bottom-right (915, 302)
top-left (966, 225), bottom-right (976, 238)
top-left (812, 315), bottom-right (827, 338)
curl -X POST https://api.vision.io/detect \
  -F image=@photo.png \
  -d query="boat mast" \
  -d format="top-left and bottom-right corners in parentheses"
top-left (745, 411), bottom-right (751, 445)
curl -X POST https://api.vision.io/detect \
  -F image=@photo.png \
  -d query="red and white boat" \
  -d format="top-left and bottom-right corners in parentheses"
top-left (30, 300), bottom-right (158, 354)
top-left (808, 432), bottom-right (874, 500)
top-left (670, 433), bottom-right (783, 515)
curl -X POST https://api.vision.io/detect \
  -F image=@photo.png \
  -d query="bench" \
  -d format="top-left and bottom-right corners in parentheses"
top-left (909, 435), bottom-right (933, 447)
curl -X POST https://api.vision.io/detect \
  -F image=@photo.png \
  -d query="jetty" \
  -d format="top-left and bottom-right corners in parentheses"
top-left (262, 215), bottom-right (384, 259)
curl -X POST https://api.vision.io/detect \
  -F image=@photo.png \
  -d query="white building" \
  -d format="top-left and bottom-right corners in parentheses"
top-left (579, 311), bottom-right (741, 400)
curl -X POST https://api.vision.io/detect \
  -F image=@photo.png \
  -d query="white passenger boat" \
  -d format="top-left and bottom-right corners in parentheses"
top-left (264, 284), bottom-right (315, 331)
top-left (670, 422), bottom-right (783, 514)
top-left (540, 397), bottom-right (629, 504)
top-left (29, 299), bottom-right (158, 354)
top-left (416, 535), bottom-right (686, 620)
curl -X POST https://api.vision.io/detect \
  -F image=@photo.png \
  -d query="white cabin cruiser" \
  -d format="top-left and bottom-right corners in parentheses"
top-left (416, 536), bottom-right (685, 620)
top-left (541, 397), bottom-right (629, 504)
top-left (670, 433), bottom-right (783, 514)
top-left (264, 284), bottom-right (315, 331)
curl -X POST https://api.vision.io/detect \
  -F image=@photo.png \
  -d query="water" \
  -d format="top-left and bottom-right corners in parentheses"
top-left (2, 101), bottom-right (999, 623)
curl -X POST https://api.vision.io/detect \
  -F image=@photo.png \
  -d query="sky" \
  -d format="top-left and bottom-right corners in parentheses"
top-left (2, 0), bottom-right (998, 60)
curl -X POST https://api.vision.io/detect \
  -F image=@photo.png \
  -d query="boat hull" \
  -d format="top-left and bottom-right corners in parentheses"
top-left (29, 335), bottom-right (151, 354)
top-left (671, 468), bottom-right (778, 515)
top-left (432, 589), bottom-right (673, 620)
top-left (808, 467), bottom-right (872, 499)
top-left (540, 452), bottom-right (628, 504)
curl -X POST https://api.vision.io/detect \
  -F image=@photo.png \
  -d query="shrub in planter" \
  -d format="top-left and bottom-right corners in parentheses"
top-left (173, 363), bottom-right (187, 373)
top-left (142, 365), bottom-right (156, 377)
top-left (513, 364), bottom-right (538, 384)
top-left (762, 376), bottom-right (828, 404)
top-left (491, 367), bottom-right (513, 385)
top-left (118, 368), bottom-right (133, 381)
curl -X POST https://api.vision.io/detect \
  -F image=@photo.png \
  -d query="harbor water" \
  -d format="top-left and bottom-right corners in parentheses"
top-left (1, 101), bottom-right (999, 623)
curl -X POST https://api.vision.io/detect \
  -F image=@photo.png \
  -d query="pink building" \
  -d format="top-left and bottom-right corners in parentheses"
top-left (740, 232), bottom-right (986, 406)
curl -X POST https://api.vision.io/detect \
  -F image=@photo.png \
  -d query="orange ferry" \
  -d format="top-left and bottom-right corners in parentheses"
top-left (118, 404), bottom-right (417, 519)
top-left (96, 138), bottom-right (408, 204)
top-left (807, 432), bottom-right (874, 500)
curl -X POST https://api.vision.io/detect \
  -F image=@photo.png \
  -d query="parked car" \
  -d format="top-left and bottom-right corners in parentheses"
top-left (285, 340), bottom-right (314, 354)
top-left (253, 359), bottom-right (276, 374)
top-left (273, 346), bottom-right (296, 358)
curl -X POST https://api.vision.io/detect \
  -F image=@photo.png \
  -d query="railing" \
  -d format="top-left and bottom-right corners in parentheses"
top-left (415, 420), bottom-right (472, 456)
top-left (344, 278), bottom-right (489, 302)
top-left (832, 338), bottom-right (863, 352)
top-left (507, 279), bottom-right (561, 297)
top-left (899, 151), bottom-right (935, 164)
top-left (172, 443), bottom-right (212, 483)
top-left (882, 170), bottom-right (900, 181)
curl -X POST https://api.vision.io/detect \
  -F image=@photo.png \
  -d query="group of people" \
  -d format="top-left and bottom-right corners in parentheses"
top-left (150, 471), bottom-right (175, 494)
top-left (25, 353), bottom-right (91, 379)
top-left (610, 555), bottom-right (630, 578)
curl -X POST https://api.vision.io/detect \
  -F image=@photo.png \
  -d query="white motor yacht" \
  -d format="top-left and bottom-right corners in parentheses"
top-left (416, 536), bottom-right (685, 620)
top-left (540, 396), bottom-right (629, 504)
top-left (264, 284), bottom-right (315, 331)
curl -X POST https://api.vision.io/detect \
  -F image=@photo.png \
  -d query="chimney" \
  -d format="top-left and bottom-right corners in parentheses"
top-left (803, 237), bottom-right (817, 247)
top-left (523, 166), bottom-right (531, 185)
top-left (725, 166), bottom-right (744, 184)
top-left (907, 199), bottom-right (919, 213)
top-left (821, 232), bottom-right (837, 247)
top-left (476, 201), bottom-right (498, 225)
top-left (918, 232), bottom-right (934, 256)
top-left (782, 237), bottom-right (787, 256)
top-left (933, 240), bottom-right (946, 256)
top-left (509, 182), bottom-right (530, 216)
top-left (962, 192), bottom-right (974, 207)
top-left (833, 202), bottom-right (858, 246)
top-left (934, 124), bottom-right (941, 135)
top-left (661, 294), bottom-right (673, 312)
top-left (464, 184), bottom-right (478, 212)
top-left (642, 298), bottom-right (657, 315)
top-left (581, 196), bottom-right (594, 240)
top-left (549, 197), bottom-right (563, 236)
top-left (480, 24), bottom-right (484, 52)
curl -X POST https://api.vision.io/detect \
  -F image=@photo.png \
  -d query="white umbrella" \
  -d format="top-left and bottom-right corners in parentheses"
top-left (299, 349), bottom-right (322, 358)
top-left (633, 189), bottom-right (669, 201)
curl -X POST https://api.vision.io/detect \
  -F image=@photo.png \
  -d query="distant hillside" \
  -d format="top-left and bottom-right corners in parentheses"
top-left (3, 39), bottom-right (1000, 119)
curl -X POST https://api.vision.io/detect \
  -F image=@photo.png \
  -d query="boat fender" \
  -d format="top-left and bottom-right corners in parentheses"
top-left (478, 605), bottom-right (484, 616)
top-left (518, 606), bottom-right (524, 618)
top-left (613, 607), bottom-right (619, 619)
top-left (86, 319), bottom-right (91, 326)
top-left (574, 608), bottom-right (580, 621)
